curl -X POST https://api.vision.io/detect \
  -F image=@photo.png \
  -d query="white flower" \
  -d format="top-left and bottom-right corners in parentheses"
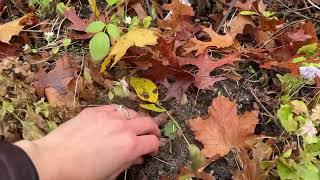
top-left (301, 121), bottom-right (317, 137)
top-left (124, 16), bottom-right (132, 24)
top-left (23, 44), bottom-right (30, 51)
top-left (44, 32), bottom-right (54, 41)
top-left (299, 66), bottom-right (320, 80)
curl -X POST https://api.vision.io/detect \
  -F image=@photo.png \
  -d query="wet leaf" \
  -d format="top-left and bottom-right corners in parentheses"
top-left (86, 21), bottom-right (106, 33)
top-left (89, 32), bottom-right (110, 63)
top-left (163, 120), bottom-right (177, 140)
top-left (100, 28), bottom-right (157, 71)
top-left (189, 96), bottom-right (259, 157)
top-left (140, 103), bottom-right (166, 112)
top-left (129, 77), bottom-right (158, 103)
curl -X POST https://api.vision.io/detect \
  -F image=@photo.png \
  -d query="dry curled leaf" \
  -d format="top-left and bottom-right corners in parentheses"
top-left (189, 96), bottom-right (259, 158)
top-left (228, 15), bottom-right (255, 38)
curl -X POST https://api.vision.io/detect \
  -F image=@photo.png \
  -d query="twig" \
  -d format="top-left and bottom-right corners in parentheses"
top-left (73, 49), bottom-right (85, 106)
top-left (216, 0), bottom-right (237, 32)
top-left (307, 0), bottom-right (320, 10)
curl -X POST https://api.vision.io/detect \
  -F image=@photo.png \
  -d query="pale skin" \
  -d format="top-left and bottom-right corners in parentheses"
top-left (15, 104), bottom-right (160, 180)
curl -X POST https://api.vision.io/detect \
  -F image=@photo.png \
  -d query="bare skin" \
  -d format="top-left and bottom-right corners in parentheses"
top-left (15, 104), bottom-right (160, 180)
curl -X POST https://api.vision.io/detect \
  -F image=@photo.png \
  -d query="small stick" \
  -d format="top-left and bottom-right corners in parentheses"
top-left (216, 0), bottom-right (237, 32)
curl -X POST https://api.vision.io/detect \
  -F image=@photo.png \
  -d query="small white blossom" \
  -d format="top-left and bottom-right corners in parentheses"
top-left (44, 32), bottom-right (54, 41)
top-left (301, 121), bottom-right (317, 137)
top-left (124, 16), bottom-right (132, 24)
top-left (299, 66), bottom-right (320, 80)
top-left (23, 44), bottom-right (30, 51)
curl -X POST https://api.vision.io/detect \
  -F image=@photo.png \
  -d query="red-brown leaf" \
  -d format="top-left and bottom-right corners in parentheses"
top-left (179, 50), bottom-right (240, 89)
top-left (61, 7), bottom-right (89, 31)
top-left (0, 42), bottom-right (19, 58)
top-left (33, 54), bottom-right (78, 97)
top-left (287, 29), bottom-right (312, 42)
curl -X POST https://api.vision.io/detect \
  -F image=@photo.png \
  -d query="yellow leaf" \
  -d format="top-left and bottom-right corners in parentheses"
top-left (88, 0), bottom-right (100, 18)
top-left (140, 103), bottom-right (166, 112)
top-left (100, 28), bottom-right (157, 72)
top-left (130, 77), bottom-right (158, 103)
top-left (0, 15), bottom-right (30, 44)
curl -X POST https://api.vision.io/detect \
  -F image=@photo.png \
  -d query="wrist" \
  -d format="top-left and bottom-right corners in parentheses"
top-left (14, 139), bottom-right (58, 180)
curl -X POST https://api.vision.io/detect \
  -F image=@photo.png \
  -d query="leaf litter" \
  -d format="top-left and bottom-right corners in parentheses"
top-left (0, 0), bottom-right (320, 179)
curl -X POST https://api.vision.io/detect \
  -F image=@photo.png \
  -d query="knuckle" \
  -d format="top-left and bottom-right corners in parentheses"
top-left (125, 134), bottom-right (137, 151)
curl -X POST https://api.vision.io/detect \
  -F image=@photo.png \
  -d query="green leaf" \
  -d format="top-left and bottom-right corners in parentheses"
top-left (63, 38), bottom-right (71, 47)
top-left (177, 176), bottom-right (192, 180)
top-left (239, 10), bottom-right (259, 16)
top-left (51, 47), bottom-right (59, 55)
top-left (2, 101), bottom-right (14, 113)
top-left (89, 32), bottom-right (110, 63)
top-left (86, 21), bottom-right (106, 33)
top-left (262, 11), bottom-right (276, 18)
top-left (292, 56), bottom-right (307, 63)
top-left (108, 91), bottom-right (114, 100)
top-left (291, 100), bottom-right (308, 115)
top-left (297, 43), bottom-right (317, 56)
top-left (163, 120), bottom-right (177, 140)
top-left (260, 160), bottom-right (274, 170)
top-left (143, 16), bottom-right (152, 28)
top-left (128, 16), bottom-right (140, 31)
top-left (140, 103), bottom-right (166, 112)
top-left (107, 24), bottom-right (121, 40)
top-left (113, 85), bottom-right (128, 98)
top-left (282, 149), bottom-right (292, 158)
top-left (47, 121), bottom-right (57, 132)
top-left (129, 77), bottom-right (158, 103)
top-left (277, 105), bottom-right (297, 132)
top-left (277, 158), bottom-right (297, 180)
top-left (305, 142), bottom-right (320, 156)
top-left (106, 0), bottom-right (118, 7)
top-left (189, 144), bottom-right (205, 172)
top-left (21, 121), bottom-right (45, 140)
top-left (294, 162), bottom-right (320, 180)
top-left (56, 2), bottom-right (69, 13)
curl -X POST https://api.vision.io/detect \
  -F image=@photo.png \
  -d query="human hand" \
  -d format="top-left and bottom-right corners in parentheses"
top-left (15, 104), bottom-right (160, 180)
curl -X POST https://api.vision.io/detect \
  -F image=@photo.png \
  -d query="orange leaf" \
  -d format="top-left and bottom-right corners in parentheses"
top-left (189, 96), bottom-right (259, 158)
top-left (186, 27), bottom-right (233, 55)
top-left (228, 15), bottom-right (255, 38)
top-left (158, 0), bottom-right (195, 30)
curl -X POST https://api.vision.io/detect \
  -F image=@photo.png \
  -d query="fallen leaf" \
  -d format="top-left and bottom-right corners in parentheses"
top-left (189, 96), bottom-right (259, 157)
top-left (257, 0), bottom-right (267, 13)
top-left (164, 71), bottom-right (194, 101)
top-left (232, 151), bottom-right (267, 180)
top-left (140, 103), bottom-right (166, 112)
top-left (186, 26), bottom-right (233, 55)
top-left (130, 77), bottom-right (158, 103)
top-left (228, 15), bottom-right (255, 38)
top-left (158, 0), bottom-right (195, 30)
top-left (0, 42), bottom-right (19, 58)
top-left (287, 29), bottom-right (312, 42)
top-left (60, 6), bottom-right (89, 31)
top-left (21, 120), bottom-right (45, 140)
top-left (100, 28), bottom-right (158, 72)
top-left (179, 50), bottom-right (240, 89)
top-left (45, 87), bottom-right (74, 107)
top-left (131, 3), bottom-right (147, 19)
top-left (88, 0), bottom-right (100, 18)
top-left (0, 14), bottom-right (34, 43)
top-left (33, 54), bottom-right (78, 97)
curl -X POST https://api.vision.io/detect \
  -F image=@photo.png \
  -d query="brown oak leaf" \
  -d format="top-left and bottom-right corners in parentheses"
top-left (61, 7), bottom-right (90, 31)
top-left (189, 96), bottom-right (259, 158)
top-left (228, 15), bottom-right (255, 38)
top-left (33, 54), bottom-right (78, 97)
top-left (179, 50), bottom-right (240, 89)
top-left (158, 0), bottom-right (195, 31)
top-left (0, 42), bottom-right (19, 58)
top-left (186, 26), bottom-right (233, 55)
top-left (232, 151), bottom-right (267, 180)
